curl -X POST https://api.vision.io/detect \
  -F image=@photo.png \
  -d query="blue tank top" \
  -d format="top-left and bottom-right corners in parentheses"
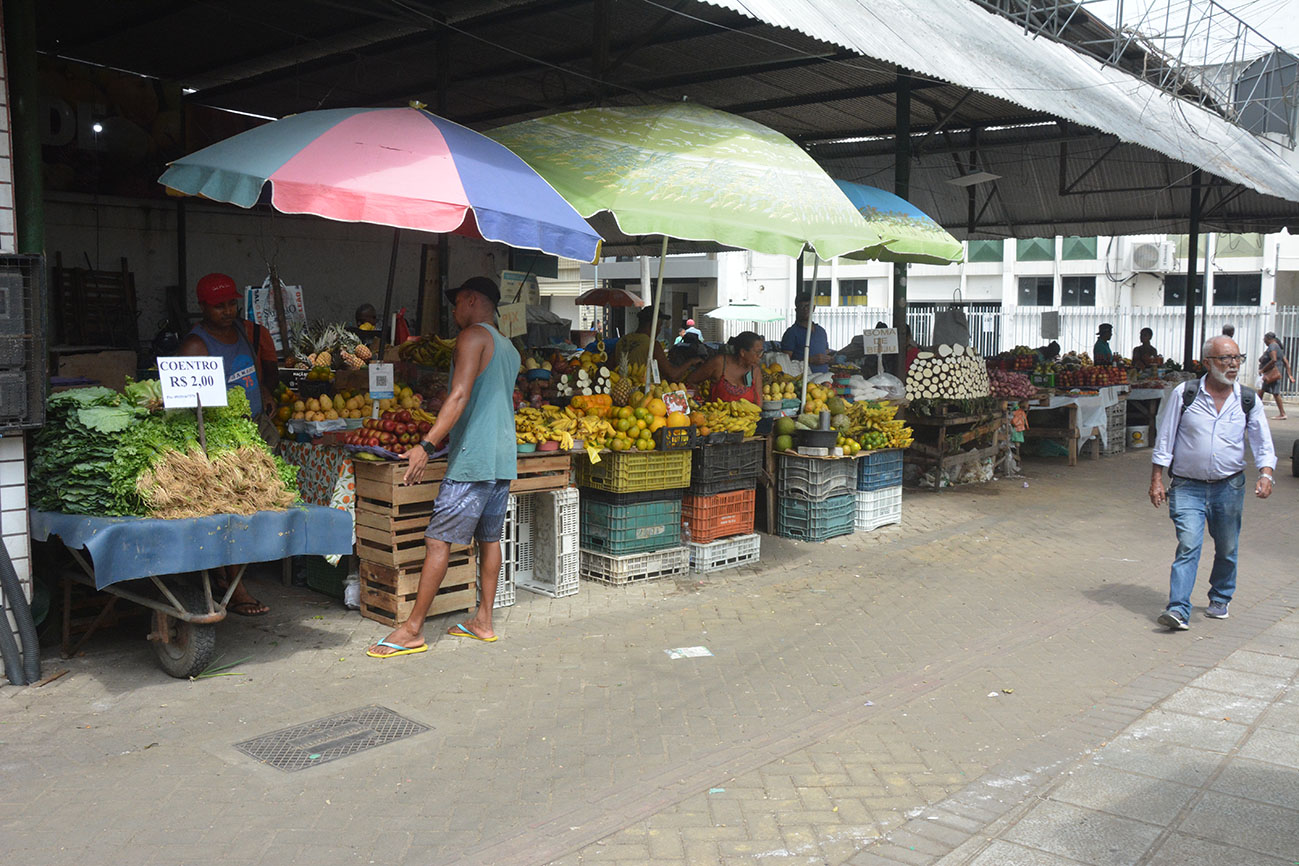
top-left (188, 321), bottom-right (262, 414)
top-left (446, 323), bottom-right (520, 482)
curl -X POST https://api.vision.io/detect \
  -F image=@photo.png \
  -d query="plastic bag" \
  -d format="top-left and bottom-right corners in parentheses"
top-left (932, 289), bottom-right (970, 348)
top-left (865, 373), bottom-right (906, 401)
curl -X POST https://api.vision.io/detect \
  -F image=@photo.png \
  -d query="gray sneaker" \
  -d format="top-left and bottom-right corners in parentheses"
top-left (1205, 600), bottom-right (1230, 619)
top-left (1158, 610), bottom-right (1190, 630)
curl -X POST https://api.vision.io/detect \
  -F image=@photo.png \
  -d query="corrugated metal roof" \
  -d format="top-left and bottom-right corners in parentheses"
top-left (704, 0), bottom-right (1299, 202)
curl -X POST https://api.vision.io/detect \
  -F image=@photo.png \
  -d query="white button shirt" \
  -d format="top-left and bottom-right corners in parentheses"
top-left (1151, 378), bottom-right (1277, 479)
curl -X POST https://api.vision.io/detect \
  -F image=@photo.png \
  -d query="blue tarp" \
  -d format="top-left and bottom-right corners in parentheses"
top-left (30, 506), bottom-right (353, 589)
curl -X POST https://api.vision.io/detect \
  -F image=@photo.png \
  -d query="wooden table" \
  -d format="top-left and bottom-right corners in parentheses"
top-left (904, 408), bottom-right (1008, 490)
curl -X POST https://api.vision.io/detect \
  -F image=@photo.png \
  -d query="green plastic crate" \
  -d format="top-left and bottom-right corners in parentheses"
top-left (580, 498), bottom-right (683, 554)
top-left (300, 555), bottom-right (350, 600)
top-left (575, 449), bottom-right (692, 493)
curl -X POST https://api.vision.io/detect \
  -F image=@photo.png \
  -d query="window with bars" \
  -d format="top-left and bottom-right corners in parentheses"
top-left (1213, 273), bottom-right (1262, 306)
top-left (1163, 274), bottom-right (1204, 306)
top-left (1018, 276), bottom-right (1053, 306)
top-left (803, 279), bottom-right (832, 305)
top-left (838, 279), bottom-right (869, 305)
top-left (1061, 276), bottom-right (1096, 306)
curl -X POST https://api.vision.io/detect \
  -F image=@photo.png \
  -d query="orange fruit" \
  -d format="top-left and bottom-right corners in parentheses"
top-left (666, 411), bottom-right (690, 428)
top-left (638, 437), bottom-right (655, 451)
top-left (649, 416), bottom-right (668, 433)
top-left (646, 397), bottom-right (668, 418)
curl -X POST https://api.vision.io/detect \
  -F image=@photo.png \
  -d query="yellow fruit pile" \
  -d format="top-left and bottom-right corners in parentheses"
top-left (398, 335), bottom-right (455, 367)
top-left (761, 380), bottom-right (798, 401)
top-left (693, 399), bottom-right (760, 436)
top-left (845, 401), bottom-right (914, 449)
top-left (280, 384), bottom-right (422, 422)
top-left (802, 382), bottom-right (834, 415)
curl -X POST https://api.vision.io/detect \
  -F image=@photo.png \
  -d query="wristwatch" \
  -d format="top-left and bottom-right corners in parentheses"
top-left (420, 439), bottom-right (437, 456)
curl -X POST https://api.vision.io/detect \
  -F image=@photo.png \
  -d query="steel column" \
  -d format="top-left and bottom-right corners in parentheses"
top-left (1183, 169), bottom-right (1203, 365)
top-left (893, 73), bottom-right (912, 369)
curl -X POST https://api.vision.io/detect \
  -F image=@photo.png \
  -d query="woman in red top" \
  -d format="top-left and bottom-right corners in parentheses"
top-left (688, 331), bottom-right (765, 404)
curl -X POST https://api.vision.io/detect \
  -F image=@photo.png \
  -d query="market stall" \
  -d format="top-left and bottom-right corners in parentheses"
top-left (31, 506), bottom-right (350, 676)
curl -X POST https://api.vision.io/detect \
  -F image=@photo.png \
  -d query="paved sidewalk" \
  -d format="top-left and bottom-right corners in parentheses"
top-left (2, 429), bottom-right (1297, 866)
top-left (854, 604), bottom-right (1299, 866)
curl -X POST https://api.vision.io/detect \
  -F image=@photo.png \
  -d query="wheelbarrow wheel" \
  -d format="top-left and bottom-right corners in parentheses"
top-left (152, 583), bottom-right (217, 679)
top-left (1291, 438), bottom-right (1299, 477)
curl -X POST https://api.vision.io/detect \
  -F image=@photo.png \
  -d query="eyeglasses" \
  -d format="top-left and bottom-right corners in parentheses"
top-left (1206, 354), bottom-right (1246, 365)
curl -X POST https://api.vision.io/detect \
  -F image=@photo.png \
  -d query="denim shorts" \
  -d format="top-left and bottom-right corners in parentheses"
top-left (424, 479), bottom-right (511, 545)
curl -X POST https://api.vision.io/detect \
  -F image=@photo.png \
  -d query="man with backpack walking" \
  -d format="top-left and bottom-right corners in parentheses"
top-left (1148, 335), bottom-right (1276, 631)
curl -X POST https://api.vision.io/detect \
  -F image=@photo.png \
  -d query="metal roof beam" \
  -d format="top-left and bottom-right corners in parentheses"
top-left (192, 0), bottom-right (586, 100)
top-left (721, 79), bottom-right (944, 115)
top-left (798, 114), bottom-right (1051, 147)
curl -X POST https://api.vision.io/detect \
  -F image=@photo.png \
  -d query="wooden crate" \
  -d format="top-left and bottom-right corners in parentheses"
top-left (354, 453), bottom-right (569, 520)
top-left (512, 452), bottom-right (572, 493)
top-left (354, 459), bottom-right (446, 518)
top-left (355, 513), bottom-right (471, 567)
top-left (358, 553), bottom-right (476, 627)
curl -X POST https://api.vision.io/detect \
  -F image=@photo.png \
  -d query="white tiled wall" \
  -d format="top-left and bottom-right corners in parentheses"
top-left (0, 15), bottom-right (14, 254)
top-left (1, 434), bottom-right (31, 651)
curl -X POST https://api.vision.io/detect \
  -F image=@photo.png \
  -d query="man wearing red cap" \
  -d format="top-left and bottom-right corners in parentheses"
top-left (179, 274), bottom-right (278, 420)
top-left (179, 273), bottom-right (279, 616)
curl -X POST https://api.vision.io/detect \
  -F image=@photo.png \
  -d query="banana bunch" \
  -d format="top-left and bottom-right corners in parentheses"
top-left (398, 335), bottom-right (456, 367)
top-left (695, 399), bottom-right (760, 435)
top-left (410, 408), bottom-right (437, 424)
top-left (845, 401), bottom-right (913, 449)
top-left (515, 409), bottom-right (553, 445)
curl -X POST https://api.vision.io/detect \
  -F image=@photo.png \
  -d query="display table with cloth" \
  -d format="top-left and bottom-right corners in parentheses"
top-left (1127, 386), bottom-right (1174, 439)
top-left (278, 441), bottom-right (357, 565)
top-left (1025, 385), bottom-right (1128, 464)
top-left (30, 506), bottom-right (352, 676)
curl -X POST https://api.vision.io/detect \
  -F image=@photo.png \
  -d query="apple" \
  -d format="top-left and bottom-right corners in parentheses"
top-left (416, 420), bottom-right (431, 434)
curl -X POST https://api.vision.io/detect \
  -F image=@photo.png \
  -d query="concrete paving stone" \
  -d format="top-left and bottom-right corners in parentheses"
top-left (880, 827), bottom-right (952, 857)
top-left (1255, 699), bottom-right (1299, 734)
top-left (962, 839), bottom-right (1111, 866)
top-left (1090, 737), bottom-right (1225, 787)
top-left (1002, 800), bottom-right (1164, 866)
top-left (1188, 668), bottom-right (1289, 700)
top-left (1209, 756), bottom-right (1299, 811)
top-left (1157, 686), bottom-right (1272, 724)
top-left (1218, 649), bottom-right (1299, 679)
top-left (860, 841), bottom-right (937, 866)
top-left (1179, 790), bottom-right (1299, 861)
top-left (1236, 726), bottom-right (1299, 770)
top-left (1047, 763), bottom-right (1198, 825)
top-left (1144, 834), bottom-right (1294, 866)
top-left (1121, 708), bottom-right (1248, 753)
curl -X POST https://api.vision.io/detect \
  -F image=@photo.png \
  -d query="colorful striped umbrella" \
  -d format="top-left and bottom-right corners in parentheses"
top-left (158, 106), bottom-right (603, 264)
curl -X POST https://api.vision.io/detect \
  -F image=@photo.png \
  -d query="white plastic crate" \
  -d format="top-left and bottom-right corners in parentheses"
top-left (517, 488), bottom-right (581, 598)
top-left (476, 494), bottom-right (516, 608)
top-left (512, 491), bottom-right (535, 582)
top-left (580, 545), bottom-right (689, 586)
top-left (854, 486), bottom-right (902, 532)
top-left (689, 533), bottom-right (760, 574)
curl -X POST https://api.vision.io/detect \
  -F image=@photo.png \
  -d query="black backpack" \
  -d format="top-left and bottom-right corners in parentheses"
top-left (1181, 377), bottom-right (1255, 415)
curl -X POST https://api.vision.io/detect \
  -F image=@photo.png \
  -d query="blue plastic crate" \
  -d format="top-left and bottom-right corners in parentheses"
top-left (580, 498), bottom-right (683, 555)
top-left (775, 494), bottom-right (855, 542)
top-left (856, 449), bottom-right (904, 491)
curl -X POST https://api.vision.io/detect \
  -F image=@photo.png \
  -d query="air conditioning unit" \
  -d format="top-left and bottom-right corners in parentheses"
top-left (1121, 239), bottom-right (1177, 273)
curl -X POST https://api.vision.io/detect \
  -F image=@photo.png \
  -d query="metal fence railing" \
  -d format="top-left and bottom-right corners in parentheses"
top-left (730, 305), bottom-right (1299, 396)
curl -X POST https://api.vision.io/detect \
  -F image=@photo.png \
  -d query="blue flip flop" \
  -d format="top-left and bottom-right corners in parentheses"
top-left (366, 639), bottom-right (429, 658)
top-left (449, 623), bottom-right (498, 642)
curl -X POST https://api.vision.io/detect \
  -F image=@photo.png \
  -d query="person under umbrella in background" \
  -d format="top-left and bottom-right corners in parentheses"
top-left (615, 306), bottom-right (699, 382)
top-left (781, 296), bottom-right (831, 374)
top-left (688, 331), bottom-right (764, 404)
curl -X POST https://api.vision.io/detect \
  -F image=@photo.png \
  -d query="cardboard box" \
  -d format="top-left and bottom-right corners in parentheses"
top-left (54, 350), bottom-right (137, 392)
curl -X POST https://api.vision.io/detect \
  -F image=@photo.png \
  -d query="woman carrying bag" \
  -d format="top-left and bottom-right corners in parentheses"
top-left (1258, 331), bottom-right (1294, 420)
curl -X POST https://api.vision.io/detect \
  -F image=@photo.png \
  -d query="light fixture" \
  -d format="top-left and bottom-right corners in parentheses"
top-left (91, 122), bottom-right (103, 134)
top-left (947, 171), bottom-right (1001, 187)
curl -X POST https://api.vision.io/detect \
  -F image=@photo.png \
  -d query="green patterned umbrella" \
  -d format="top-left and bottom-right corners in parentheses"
top-left (489, 103), bottom-right (882, 260)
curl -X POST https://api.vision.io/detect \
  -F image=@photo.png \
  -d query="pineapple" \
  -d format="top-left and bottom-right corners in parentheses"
top-left (611, 356), bottom-right (634, 406)
top-left (353, 343), bottom-right (372, 361)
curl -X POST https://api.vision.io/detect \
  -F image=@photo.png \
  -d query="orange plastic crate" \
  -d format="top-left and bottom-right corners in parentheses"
top-left (681, 488), bottom-right (756, 543)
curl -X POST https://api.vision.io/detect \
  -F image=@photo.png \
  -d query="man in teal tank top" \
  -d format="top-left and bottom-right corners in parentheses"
top-left (368, 277), bottom-right (521, 658)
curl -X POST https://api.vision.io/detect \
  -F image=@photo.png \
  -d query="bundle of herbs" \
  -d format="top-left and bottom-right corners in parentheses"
top-left (33, 382), bottom-right (299, 518)
top-left (30, 387), bottom-right (143, 515)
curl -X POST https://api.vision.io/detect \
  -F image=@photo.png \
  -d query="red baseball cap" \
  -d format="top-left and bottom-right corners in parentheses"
top-left (196, 273), bottom-right (239, 305)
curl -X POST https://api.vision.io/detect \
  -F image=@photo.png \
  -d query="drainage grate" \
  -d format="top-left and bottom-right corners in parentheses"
top-left (234, 705), bottom-right (428, 772)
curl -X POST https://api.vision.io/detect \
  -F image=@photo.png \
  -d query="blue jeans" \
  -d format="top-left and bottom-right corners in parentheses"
top-left (1166, 473), bottom-right (1245, 619)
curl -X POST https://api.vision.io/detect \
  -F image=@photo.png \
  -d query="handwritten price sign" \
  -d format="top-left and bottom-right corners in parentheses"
top-left (157, 357), bottom-right (228, 408)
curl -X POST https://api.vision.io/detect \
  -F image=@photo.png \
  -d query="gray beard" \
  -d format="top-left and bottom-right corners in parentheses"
top-left (1208, 366), bottom-right (1234, 387)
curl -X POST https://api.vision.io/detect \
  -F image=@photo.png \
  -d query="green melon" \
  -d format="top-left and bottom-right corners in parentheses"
top-left (773, 416), bottom-right (796, 437)
top-left (774, 434), bottom-right (794, 453)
